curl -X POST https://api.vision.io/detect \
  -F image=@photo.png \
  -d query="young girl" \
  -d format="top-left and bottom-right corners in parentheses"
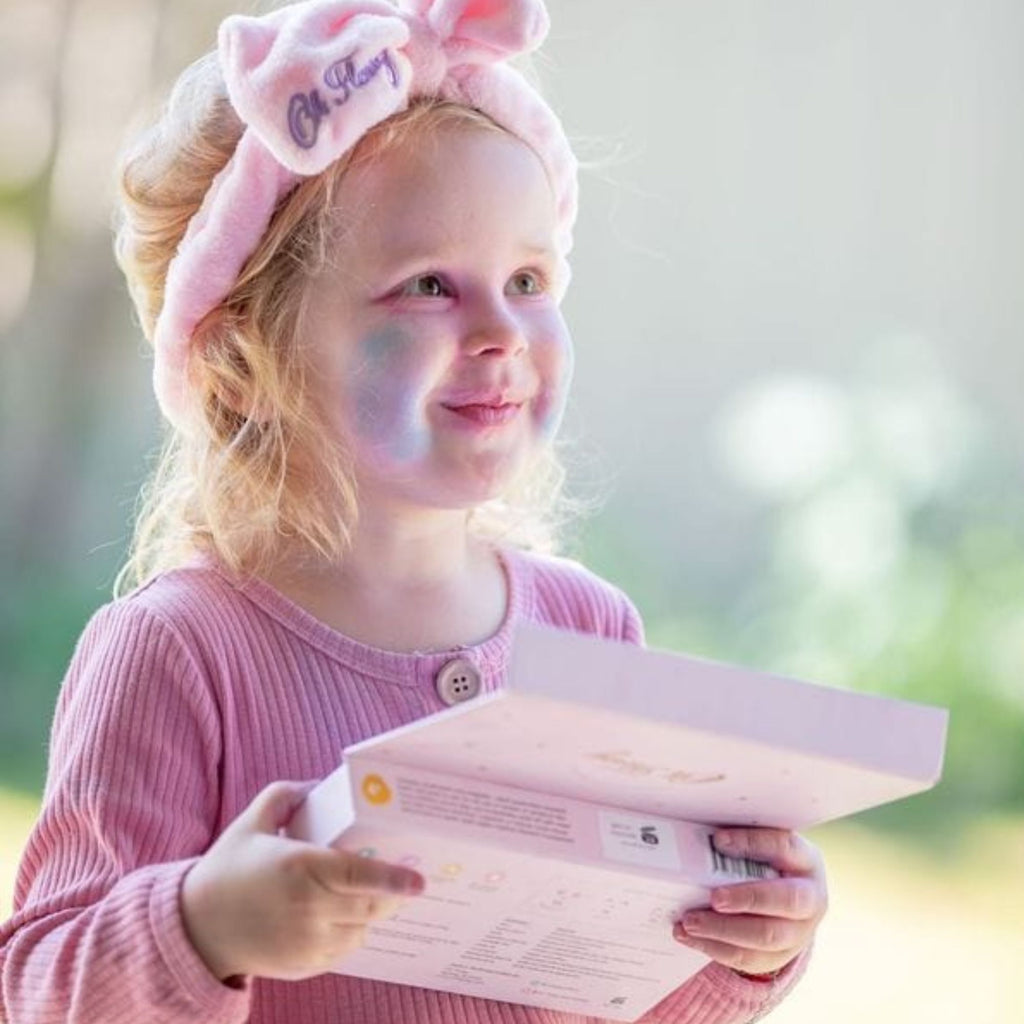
top-left (0, 1), bottom-right (827, 1021)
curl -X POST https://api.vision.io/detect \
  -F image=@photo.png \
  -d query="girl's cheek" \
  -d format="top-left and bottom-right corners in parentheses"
top-left (358, 383), bottom-right (429, 464)
top-left (534, 328), bottom-right (574, 441)
top-left (346, 326), bottom-right (433, 464)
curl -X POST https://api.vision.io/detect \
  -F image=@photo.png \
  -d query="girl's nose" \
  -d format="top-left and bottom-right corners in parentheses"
top-left (462, 301), bottom-right (527, 358)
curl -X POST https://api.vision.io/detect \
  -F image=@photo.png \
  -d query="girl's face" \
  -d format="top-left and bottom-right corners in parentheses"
top-left (302, 123), bottom-right (573, 512)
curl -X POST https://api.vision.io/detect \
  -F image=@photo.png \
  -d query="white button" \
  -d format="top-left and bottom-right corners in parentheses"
top-left (435, 658), bottom-right (481, 706)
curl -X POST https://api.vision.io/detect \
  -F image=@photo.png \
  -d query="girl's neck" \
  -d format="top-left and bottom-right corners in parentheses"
top-left (260, 508), bottom-right (508, 653)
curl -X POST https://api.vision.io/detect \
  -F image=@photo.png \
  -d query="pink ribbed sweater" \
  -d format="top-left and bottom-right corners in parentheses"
top-left (1, 547), bottom-right (805, 1023)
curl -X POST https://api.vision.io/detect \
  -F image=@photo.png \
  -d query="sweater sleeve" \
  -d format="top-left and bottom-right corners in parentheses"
top-left (634, 948), bottom-right (811, 1024)
top-left (0, 600), bottom-right (251, 1024)
top-left (618, 587), bottom-right (645, 647)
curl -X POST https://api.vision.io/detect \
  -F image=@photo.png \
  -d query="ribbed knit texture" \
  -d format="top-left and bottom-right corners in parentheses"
top-left (1, 547), bottom-right (805, 1023)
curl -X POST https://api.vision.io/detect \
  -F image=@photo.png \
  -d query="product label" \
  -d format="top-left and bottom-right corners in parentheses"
top-left (597, 810), bottom-right (683, 873)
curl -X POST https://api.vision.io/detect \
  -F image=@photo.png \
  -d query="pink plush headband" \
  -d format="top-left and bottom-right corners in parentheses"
top-left (151, 0), bottom-right (578, 428)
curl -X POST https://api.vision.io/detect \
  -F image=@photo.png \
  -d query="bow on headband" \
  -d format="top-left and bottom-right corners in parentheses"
top-left (153, 0), bottom-right (577, 429)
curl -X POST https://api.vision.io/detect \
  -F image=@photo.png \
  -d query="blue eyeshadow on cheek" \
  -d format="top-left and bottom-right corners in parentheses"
top-left (347, 326), bottom-right (431, 463)
top-left (536, 335), bottom-right (575, 441)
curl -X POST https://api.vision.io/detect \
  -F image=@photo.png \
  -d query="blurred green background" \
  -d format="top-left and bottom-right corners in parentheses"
top-left (2, 1), bottom-right (1022, 1020)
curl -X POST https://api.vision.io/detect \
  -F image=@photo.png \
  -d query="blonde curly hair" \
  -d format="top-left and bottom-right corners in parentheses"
top-left (112, 51), bottom-right (575, 596)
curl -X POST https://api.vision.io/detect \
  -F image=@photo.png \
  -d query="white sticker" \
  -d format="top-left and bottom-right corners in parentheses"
top-left (597, 810), bottom-right (682, 872)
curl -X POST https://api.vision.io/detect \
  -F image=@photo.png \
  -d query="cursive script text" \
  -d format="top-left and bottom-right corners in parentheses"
top-left (287, 48), bottom-right (401, 150)
top-left (586, 750), bottom-right (727, 785)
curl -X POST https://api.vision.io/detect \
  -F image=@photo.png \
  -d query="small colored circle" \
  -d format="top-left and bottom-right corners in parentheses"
top-left (441, 863), bottom-right (463, 876)
top-left (357, 847), bottom-right (377, 858)
top-left (362, 773), bottom-right (392, 805)
top-left (484, 871), bottom-right (505, 884)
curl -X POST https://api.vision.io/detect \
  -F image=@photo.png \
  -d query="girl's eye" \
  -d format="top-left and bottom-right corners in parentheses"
top-left (508, 270), bottom-right (545, 296)
top-left (402, 274), bottom-right (451, 298)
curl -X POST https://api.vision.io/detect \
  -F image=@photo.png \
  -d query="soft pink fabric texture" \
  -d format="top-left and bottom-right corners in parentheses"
top-left (152, 0), bottom-right (578, 430)
top-left (1, 547), bottom-right (807, 1023)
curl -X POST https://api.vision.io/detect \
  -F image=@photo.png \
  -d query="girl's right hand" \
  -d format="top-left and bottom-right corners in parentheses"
top-left (181, 780), bottom-right (425, 983)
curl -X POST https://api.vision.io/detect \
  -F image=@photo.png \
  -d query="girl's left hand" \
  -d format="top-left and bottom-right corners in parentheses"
top-left (673, 828), bottom-right (828, 978)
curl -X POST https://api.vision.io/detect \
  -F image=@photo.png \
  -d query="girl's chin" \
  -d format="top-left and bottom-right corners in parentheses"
top-left (362, 457), bottom-right (532, 512)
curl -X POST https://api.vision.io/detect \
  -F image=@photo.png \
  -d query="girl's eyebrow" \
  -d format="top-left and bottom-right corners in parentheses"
top-left (377, 239), bottom-right (558, 271)
top-left (519, 242), bottom-right (558, 261)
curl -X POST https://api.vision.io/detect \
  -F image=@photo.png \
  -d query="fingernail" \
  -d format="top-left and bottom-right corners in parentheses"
top-left (673, 922), bottom-right (697, 944)
top-left (681, 912), bottom-right (704, 933)
top-left (392, 871), bottom-right (425, 895)
top-left (714, 831), bottom-right (736, 850)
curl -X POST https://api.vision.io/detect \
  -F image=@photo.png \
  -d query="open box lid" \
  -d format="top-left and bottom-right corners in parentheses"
top-left (344, 624), bottom-right (949, 829)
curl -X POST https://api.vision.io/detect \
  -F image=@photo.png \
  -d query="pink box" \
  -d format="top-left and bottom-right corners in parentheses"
top-left (288, 624), bottom-right (948, 1020)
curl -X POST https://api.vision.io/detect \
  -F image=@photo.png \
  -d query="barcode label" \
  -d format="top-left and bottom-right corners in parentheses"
top-left (707, 835), bottom-right (777, 879)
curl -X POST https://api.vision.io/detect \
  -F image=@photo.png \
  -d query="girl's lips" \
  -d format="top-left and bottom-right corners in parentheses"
top-left (441, 402), bottom-right (524, 427)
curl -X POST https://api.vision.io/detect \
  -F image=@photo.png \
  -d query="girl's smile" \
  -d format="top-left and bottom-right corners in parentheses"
top-left (439, 401), bottom-right (525, 429)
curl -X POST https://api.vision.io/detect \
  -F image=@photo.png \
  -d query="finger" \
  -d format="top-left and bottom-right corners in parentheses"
top-left (710, 876), bottom-right (823, 920)
top-left (243, 780), bottom-right (320, 834)
top-left (672, 926), bottom-right (795, 977)
top-left (327, 891), bottom-right (406, 925)
top-left (678, 909), bottom-right (809, 952)
top-left (713, 828), bottom-right (821, 875)
top-left (307, 849), bottom-right (425, 898)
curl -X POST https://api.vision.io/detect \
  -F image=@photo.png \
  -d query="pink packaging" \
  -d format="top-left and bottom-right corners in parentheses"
top-left (288, 624), bottom-right (948, 1020)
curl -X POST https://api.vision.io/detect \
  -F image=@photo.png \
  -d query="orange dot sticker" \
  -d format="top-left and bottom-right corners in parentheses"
top-left (362, 773), bottom-right (392, 805)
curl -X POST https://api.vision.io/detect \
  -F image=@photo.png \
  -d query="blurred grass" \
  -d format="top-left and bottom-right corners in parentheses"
top-left (2, 784), bottom-right (1021, 1022)
top-left (1, 787), bottom-right (40, 916)
top-left (771, 815), bottom-right (1024, 1024)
